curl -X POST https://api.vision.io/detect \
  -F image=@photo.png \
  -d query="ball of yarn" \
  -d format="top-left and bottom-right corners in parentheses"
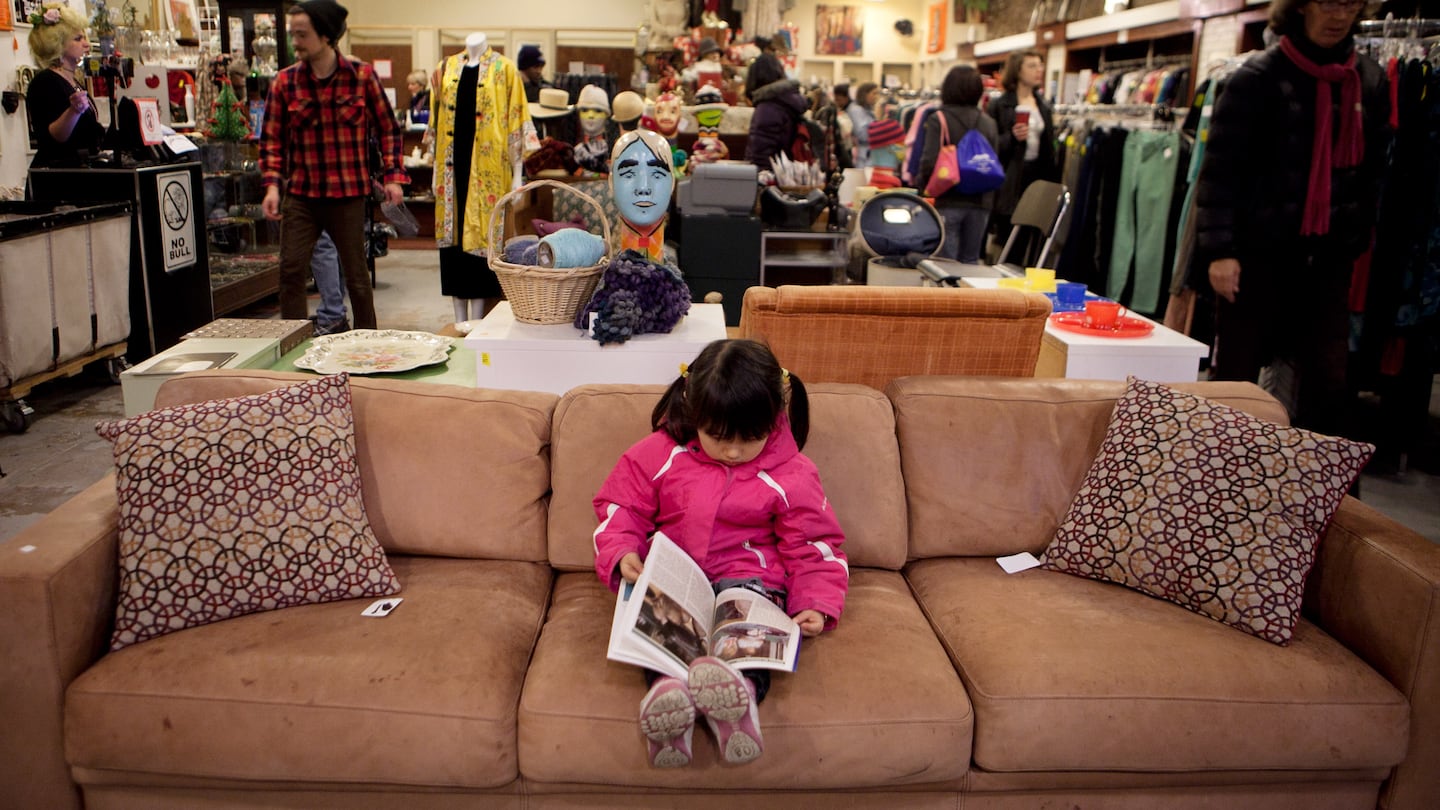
top-left (574, 249), bottom-right (692, 344)
top-left (537, 228), bottom-right (607, 268)
top-left (503, 235), bottom-right (539, 264)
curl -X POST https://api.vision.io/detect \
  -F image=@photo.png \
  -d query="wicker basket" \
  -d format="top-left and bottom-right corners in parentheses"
top-left (487, 179), bottom-right (612, 325)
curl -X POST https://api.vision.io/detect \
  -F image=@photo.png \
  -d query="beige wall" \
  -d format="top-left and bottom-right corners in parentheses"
top-left (343, 0), bottom-right (644, 29)
top-left (789, 0), bottom-right (928, 87)
top-left (343, 0), bottom-right (928, 87)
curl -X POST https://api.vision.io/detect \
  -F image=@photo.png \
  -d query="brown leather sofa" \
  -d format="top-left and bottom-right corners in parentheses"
top-left (2, 370), bottom-right (1435, 810)
top-left (740, 285), bottom-right (1052, 389)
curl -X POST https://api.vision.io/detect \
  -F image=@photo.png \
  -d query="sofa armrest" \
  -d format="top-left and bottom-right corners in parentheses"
top-left (1304, 496), bottom-right (1440, 810)
top-left (0, 477), bottom-right (120, 810)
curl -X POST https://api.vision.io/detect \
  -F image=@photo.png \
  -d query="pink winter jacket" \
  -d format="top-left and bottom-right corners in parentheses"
top-left (592, 423), bottom-right (849, 630)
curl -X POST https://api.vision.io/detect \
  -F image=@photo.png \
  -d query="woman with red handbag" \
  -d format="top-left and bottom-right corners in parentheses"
top-left (918, 66), bottom-right (1000, 264)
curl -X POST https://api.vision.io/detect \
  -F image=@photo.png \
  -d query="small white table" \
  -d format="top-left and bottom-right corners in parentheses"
top-left (963, 277), bottom-right (1209, 383)
top-left (462, 303), bottom-right (729, 395)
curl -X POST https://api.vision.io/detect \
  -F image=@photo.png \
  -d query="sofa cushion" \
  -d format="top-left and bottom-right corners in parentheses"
top-left (1042, 377), bottom-right (1373, 644)
top-left (547, 383), bottom-right (908, 572)
top-left (518, 570), bottom-right (971, 787)
top-left (95, 373), bottom-right (399, 650)
top-left (155, 370), bottom-right (558, 561)
top-left (887, 376), bottom-right (1290, 559)
top-left (65, 556), bottom-right (552, 789)
top-left (906, 557), bottom-right (1409, 773)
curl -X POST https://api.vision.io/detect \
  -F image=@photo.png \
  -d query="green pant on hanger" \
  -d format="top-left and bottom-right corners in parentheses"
top-left (1107, 129), bottom-right (1180, 314)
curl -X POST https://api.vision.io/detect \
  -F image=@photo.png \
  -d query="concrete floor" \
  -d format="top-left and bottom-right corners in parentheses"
top-left (2, 248), bottom-right (1438, 546)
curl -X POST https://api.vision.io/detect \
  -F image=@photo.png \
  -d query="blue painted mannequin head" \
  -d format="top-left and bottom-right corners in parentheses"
top-left (610, 129), bottom-right (675, 229)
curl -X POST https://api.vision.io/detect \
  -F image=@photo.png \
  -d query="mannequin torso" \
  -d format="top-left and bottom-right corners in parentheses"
top-left (466, 33), bottom-right (488, 66)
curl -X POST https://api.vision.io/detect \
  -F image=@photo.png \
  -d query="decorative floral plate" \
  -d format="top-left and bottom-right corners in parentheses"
top-left (294, 330), bottom-right (454, 374)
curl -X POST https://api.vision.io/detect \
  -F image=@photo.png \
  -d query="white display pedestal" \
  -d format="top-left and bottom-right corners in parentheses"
top-left (462, 303), bottom-right (729, 395)
top-left (963, 277), bottom-right (1209, 383)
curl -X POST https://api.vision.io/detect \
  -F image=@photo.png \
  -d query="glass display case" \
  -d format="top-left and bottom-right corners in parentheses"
top-left (217, 0), bottom-right (290, 91)
top-left (201, 142), bottom-right (281, 315)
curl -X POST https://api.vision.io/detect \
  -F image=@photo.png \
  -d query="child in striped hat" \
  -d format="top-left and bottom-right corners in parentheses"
top-left (866, 119), bottom-right (906, 189)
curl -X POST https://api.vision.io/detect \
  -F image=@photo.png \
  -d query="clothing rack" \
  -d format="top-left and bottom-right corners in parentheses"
top-left (1054, 103), bottom-right (1175, 129)
top-left (1356, 16), bottom-right (1440, 38)
top-left (1204, 53), bottom-right (1255, 80)
top-left (1054, 103), bottom-right (1172, 118)
top-left (1095, 53), bottom-right (1192, 74)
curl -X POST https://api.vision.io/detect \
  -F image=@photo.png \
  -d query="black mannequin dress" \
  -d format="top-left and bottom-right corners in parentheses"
top-left (439, 62), bottom-right (503, 299)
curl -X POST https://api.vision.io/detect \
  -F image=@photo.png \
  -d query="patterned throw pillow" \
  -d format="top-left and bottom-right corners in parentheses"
top-left (1042, 377), bottom-right (1373, 645)
top-left (96, 374), bottom-right (399, 650)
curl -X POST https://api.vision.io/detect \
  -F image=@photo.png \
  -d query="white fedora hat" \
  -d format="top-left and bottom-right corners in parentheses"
top-left (529, 87), bottom-right (573, 119)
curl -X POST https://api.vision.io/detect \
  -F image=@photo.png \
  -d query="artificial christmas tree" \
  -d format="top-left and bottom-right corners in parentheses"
top-left (204, 78), bottom-right (251, 142)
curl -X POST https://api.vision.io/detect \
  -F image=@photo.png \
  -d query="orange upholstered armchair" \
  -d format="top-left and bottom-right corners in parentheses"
top-left (738, 285), bottom-right (1052, 390)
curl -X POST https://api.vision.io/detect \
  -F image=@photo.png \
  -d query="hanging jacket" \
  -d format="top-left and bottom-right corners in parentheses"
top-left (745, 79), bottom-right (810, 170)
top-left (592, 421), bottom-right (849, 629)
top-left (1193, 35), bottom-right (1389, 268)
top-left (986, 90), bottom-right (1058, 217)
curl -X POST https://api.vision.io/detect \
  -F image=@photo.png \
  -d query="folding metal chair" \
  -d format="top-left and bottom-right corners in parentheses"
top-left (996, 179), bottom-right (1070, 273)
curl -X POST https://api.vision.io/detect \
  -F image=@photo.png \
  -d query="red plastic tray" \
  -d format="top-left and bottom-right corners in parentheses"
top-left (1049, 311), bottom-right (1156, 338)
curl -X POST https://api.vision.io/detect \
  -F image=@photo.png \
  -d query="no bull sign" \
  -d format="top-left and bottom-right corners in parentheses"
top-left (157, 170), bottom-right (197, 273)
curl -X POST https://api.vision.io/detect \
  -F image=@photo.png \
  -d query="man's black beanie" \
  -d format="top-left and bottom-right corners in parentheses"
top-left (296, 0), bottom-right (348, 43)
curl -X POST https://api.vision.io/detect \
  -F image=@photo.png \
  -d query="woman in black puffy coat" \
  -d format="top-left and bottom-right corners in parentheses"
top-left (1194, 0), bottom-right (1389, 435)
top-left (744, 53), bottom-right (808, 171)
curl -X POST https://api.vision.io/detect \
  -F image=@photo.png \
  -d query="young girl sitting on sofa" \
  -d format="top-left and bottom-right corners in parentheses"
top-left (591, 339), bottom-right (850, 767)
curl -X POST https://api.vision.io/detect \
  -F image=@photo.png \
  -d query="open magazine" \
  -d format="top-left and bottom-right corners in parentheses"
top-left (607, 532), bottom-right (802, 681)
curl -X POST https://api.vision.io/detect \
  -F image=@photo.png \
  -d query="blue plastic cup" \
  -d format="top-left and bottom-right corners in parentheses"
top-left (1056, 281), bottom-right (1087, 306)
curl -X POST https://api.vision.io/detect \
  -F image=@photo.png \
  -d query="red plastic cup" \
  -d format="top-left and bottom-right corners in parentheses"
top-left (1084, 300), bottom-right (1125, 329)
top-left (1015, 110), bottom-right (1031, 127)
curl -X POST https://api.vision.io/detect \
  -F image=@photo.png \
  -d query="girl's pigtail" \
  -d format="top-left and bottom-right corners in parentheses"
top-left (785, 371), bottom-right (810, 451)
top-left (651, 376), bottom-right (689, 441)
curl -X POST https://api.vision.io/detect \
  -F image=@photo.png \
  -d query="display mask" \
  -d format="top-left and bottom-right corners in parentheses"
top-left (579, 108), bottom-right (608, 137)
top-left (611, 130), bottom-right (674, 228)
top-left (652, 92), bottom-right (682, 139)
top-left (575, 85), bottom-right (611, 139)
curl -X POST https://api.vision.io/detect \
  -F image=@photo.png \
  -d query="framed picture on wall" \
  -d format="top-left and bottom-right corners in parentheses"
top-left (815, 5), bottom-right (863, 57)
top-left (13, 0), bottom-right (44, 29)
top-left (166, 0), bottom-right (200, 40)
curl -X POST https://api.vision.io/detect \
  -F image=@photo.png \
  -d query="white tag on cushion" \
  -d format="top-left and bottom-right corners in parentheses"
top-left (997, 552), bottom-right (1042, 574)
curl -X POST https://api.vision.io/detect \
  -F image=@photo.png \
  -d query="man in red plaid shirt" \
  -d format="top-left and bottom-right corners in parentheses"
top-left (260, 0), bottom-right (406, 330)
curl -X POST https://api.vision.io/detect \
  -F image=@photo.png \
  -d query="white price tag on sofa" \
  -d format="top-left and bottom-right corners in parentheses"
top-left (996, 552), bottom-right (1042, 574)
top-left (361, 598), bottom-right (403, 617)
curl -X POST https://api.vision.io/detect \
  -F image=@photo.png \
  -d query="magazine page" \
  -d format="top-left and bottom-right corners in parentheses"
top-left (708, 587), bottom-right (802, 672)
top-left (606, 532), bottom-right (717, 679)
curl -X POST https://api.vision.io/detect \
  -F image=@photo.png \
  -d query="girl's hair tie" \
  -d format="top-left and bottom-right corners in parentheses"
top-left (781, 368), bottom-right (790, 382)
top-left (680, 362), bottom-right (689, 378)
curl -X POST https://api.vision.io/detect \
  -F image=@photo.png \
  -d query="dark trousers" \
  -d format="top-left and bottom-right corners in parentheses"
top-left (278, 195), bottom-right (376, 329)
top-left (1211, 252), bottom-right (1353, 436)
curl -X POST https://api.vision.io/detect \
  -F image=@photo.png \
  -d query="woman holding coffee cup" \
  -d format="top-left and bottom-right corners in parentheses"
top-left (986, 49), bottom-right (1058, 254)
